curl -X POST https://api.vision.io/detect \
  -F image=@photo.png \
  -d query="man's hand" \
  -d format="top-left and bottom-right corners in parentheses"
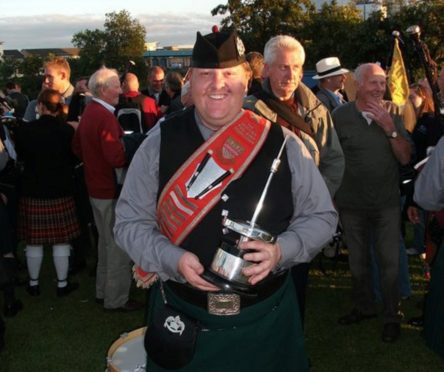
top-left (0, 193), bottom-right (7, 204)
top-left (365, 100), bottom-right (411, 164)
top-left (239, 240), bottom-right (282, 285)
top-left (177, 252), bottom-right (219, 291)
top-left (365, 101), bottom-right (396, 135)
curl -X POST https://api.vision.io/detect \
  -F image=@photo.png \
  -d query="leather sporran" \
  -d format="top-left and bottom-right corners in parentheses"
top-left (145, 303), bottom-right (200, 369)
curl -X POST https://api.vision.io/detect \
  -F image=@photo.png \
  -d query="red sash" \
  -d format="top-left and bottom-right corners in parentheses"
top-left (133, 110), bottom-right (271, 288)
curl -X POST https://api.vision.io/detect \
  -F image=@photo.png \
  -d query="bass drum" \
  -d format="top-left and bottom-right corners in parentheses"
top-left (107, 327), bottom-right (147, 372)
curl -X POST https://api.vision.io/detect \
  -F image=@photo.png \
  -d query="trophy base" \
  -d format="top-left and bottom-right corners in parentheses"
top-left (202, 269), bottom-right (257, 297)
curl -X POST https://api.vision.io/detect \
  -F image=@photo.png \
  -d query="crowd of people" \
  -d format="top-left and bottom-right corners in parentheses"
top-left (0, 27), bottom-right (443, 370)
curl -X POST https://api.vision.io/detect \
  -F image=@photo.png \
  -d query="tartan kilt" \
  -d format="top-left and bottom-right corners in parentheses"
top-left (18, 196), bottom-right (81, 245)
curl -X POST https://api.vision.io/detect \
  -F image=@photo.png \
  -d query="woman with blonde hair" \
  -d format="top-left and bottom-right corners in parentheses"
top-left (15, 89), bottom-right (80, 297)
top-left (409, 80), bottom-right (438, 161)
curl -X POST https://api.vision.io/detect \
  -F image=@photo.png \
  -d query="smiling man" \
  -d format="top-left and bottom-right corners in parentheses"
top-left (114, 29), bottom-right (337, 371)
top-left (333, 63), bottom-right (412, 343)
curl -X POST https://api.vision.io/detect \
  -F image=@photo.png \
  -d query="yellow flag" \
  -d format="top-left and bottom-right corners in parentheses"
top-left (388, 38), bottom-right (409, 107)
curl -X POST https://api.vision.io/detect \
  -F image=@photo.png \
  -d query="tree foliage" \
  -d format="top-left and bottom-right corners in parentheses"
top-left (211, 0), bottom-right (444, 77)
top-left (0, 55), bottom-right (43, 98)
top-left (72, 10), bottom-right (146, 76)
top-left (72, 29), bottom-right (107, 74)
top-left (302, 1), bottom-right (362, 67)
top-left (2, 2), bottom-right (444, 98)
top-left (212, 0), bottom-right (315, 52)
top-left (393, 1), bottom-right (444, 66)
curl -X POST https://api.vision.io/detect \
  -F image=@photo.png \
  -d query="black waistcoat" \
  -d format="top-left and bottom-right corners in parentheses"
top-left (159, 108), bottom-right (293, 267)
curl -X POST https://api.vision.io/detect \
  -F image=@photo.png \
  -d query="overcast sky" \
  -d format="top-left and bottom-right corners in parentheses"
top-left (1, 0), bottom-right (225, 50)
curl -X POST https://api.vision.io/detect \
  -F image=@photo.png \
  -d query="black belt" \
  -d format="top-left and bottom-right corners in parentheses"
top-left (166, 271), bottom-right (287, 310)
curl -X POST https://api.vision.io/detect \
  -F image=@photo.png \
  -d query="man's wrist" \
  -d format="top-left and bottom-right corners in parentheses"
top-left (272, 241), bottom-right (283, 272)
top-left (386, 130), bottom-right (398, 139)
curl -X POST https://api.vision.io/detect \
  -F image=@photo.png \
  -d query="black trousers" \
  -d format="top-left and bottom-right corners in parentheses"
top-left (291, 263), bottom-right (310, 326)
top-left (339, 206), bottom-right (401, 323)
top-left (0, 199), bottom-right (14, 256)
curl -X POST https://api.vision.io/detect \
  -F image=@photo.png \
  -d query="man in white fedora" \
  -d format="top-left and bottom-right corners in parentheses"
top-left (313, 57), bottom-right (349, 112)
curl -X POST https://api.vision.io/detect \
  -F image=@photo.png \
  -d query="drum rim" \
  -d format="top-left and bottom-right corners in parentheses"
top-left (107, 326), bottom-right (147, 371)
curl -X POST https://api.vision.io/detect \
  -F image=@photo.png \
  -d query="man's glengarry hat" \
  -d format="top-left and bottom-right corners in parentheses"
top-left (192, 28), bottom-right (246, 69)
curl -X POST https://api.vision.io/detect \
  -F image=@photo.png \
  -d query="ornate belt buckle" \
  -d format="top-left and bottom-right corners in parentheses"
top-left (207, 293), bottom-right (241, 316)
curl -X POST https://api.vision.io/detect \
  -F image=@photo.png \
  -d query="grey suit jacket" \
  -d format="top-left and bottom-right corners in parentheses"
top-left (316, 87), bottom-right (341, 113)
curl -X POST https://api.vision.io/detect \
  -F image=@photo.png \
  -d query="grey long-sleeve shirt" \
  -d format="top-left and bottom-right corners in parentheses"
top-left (114, 111), bottom-right (338, 283)
top-left (414, 136), bottom-right (444, 211)
top-left (0, 139), bottom-right (8, 171)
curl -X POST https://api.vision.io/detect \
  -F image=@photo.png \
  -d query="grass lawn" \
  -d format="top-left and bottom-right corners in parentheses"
top-left (1, 243), bottom-right (444, 371)
top-left (306, 254), bottom-right (444, 372)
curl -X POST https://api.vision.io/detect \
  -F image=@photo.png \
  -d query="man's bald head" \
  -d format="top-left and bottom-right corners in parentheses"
top-left (354, 63), bottom-right (386, 106)
top-left (354, 63), bottom-right (385, 85)
top-left (122, 72), bottom-right (140, 93)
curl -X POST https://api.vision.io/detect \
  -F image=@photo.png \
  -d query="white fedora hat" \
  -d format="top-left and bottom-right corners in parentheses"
top-left (313, 57), bottom-right (349, 80)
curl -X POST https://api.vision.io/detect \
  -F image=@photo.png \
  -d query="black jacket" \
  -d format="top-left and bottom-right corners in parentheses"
top-left (15, 115), bottom-right (76, 198)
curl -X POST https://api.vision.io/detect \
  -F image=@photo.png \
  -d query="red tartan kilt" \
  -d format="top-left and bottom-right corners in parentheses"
top-left (18, 196), bottom-right (81, 245)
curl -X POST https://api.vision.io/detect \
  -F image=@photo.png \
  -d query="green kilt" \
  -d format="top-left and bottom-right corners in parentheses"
top-left (424, 242), bottom-right (444, 359)
top-left (146, 273), bottom-right (308, 372)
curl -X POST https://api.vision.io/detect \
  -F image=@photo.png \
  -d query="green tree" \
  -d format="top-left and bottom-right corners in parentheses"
top-left (103, 11), bottom-right (146, 70)
top-left (393, 1), bottom-right (444, 67)
top-left (19, 54), bottom-right (44, 97)
top-left (302, 1), bottom-right (363, 69)
top-left (72, 29), bottom-right (107, 75)
top-left (350, 1), bottom-right (444, 80)
top-left (72, 10), bottom-right (146, 76)
top-left (211, 0), bottom-right (315, 53)
top-left (210, 0), bottom-right (444, 76)
top-left (0, 58), bottom-right (21, 87)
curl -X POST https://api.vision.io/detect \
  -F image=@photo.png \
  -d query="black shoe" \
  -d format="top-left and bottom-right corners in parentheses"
top-left (382, 322), bottom-right (401, 343)
top-left (104, 300), bottom-right (144, 313)
top-left (95, 298), bottom-right (104, 305)
top-left (26, 284), bottom-right (40, 297)
top-left (338, 308), bottom-right (377, 325)
top-left (3, 300), bottom-right (23, 318)
top-left (56, 282), bottom-right (79, 297)
top-left (407, 315), bottom-right (424, 328)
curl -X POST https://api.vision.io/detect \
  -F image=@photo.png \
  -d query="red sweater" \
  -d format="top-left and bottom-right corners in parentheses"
top-left (72, 101), bottom-right (126, 199)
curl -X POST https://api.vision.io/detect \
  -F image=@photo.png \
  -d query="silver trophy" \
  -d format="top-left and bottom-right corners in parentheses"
top-left (202, 136), bottom-right (289, 295)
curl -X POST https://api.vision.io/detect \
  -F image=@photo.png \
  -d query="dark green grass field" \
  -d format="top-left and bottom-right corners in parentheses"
top-left (305, 254), bottom-right (444, 372)
top-left (1, 245), bottom-right (444, 371)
